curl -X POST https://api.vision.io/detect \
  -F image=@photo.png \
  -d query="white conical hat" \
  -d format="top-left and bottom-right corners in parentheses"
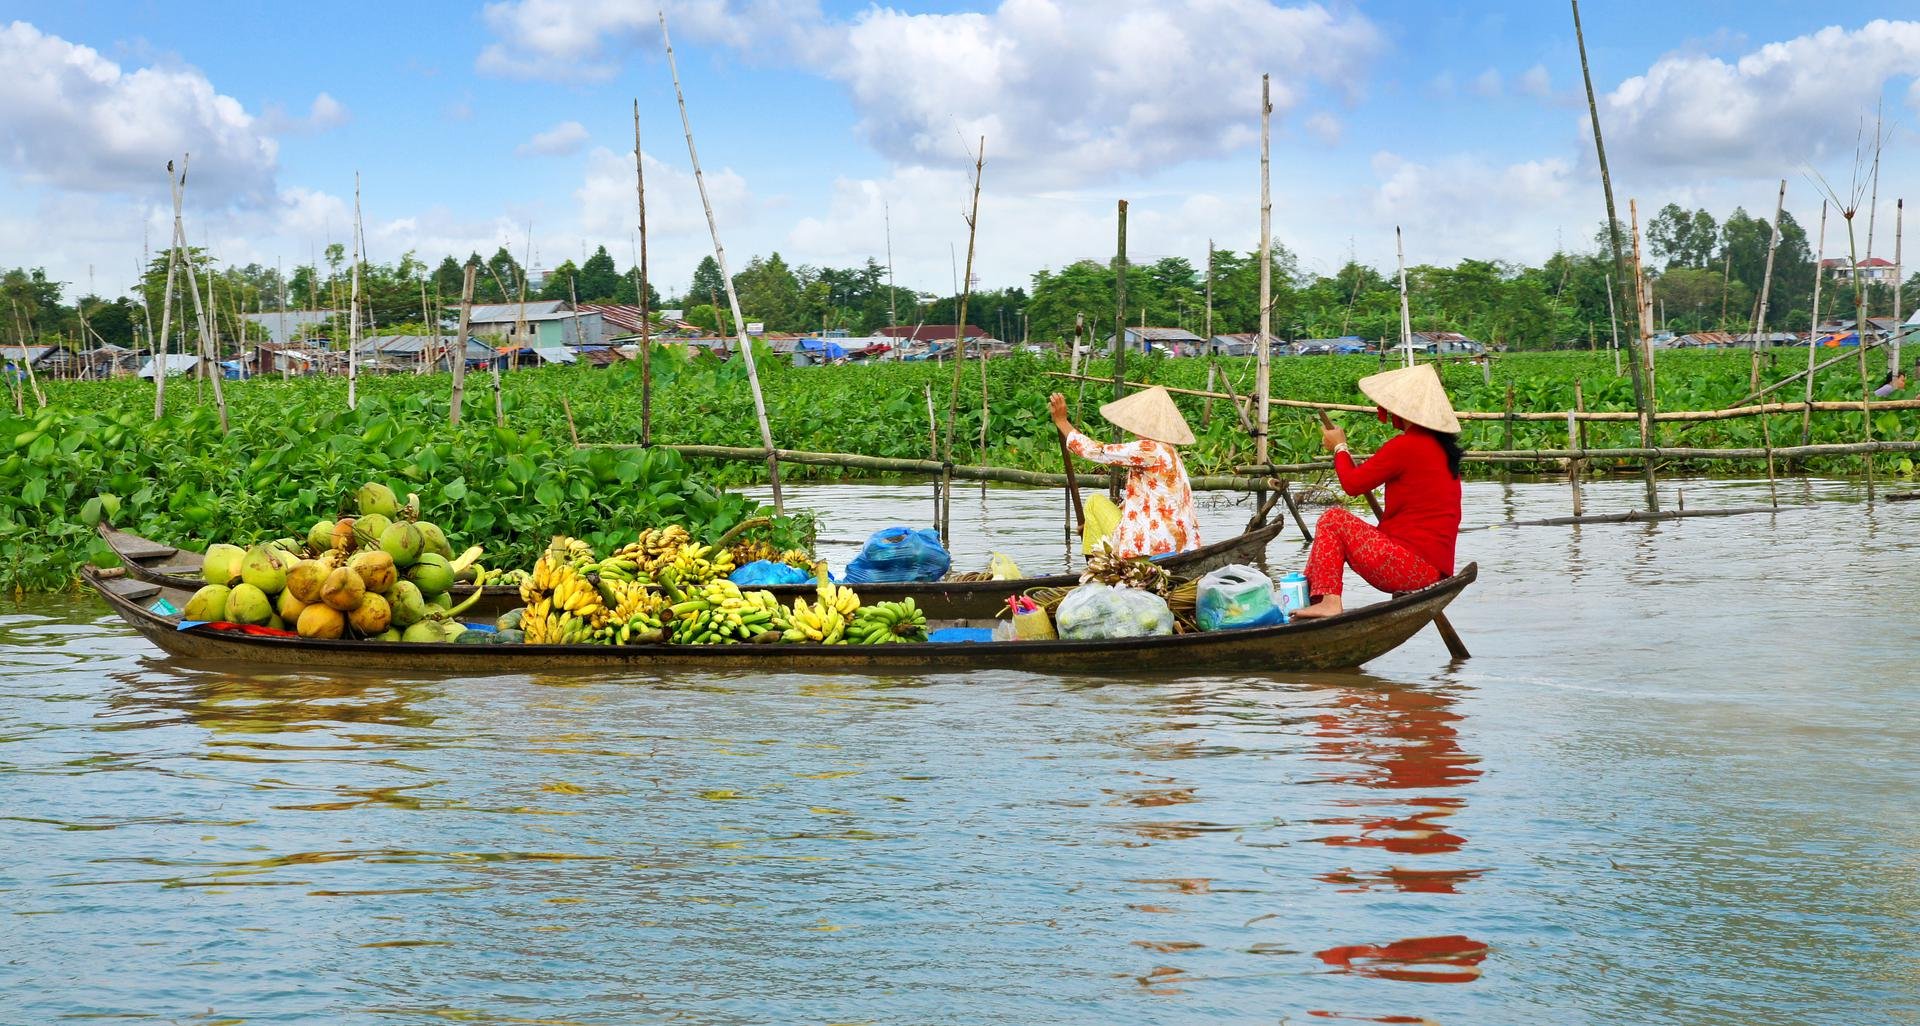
top-left (1357, 364), bottom-right (1461, 434)
top-left (1099, 386), bottom-right (1195, 445)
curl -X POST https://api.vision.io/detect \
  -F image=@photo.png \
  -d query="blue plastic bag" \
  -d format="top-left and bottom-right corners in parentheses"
top-left (844, 526), bottom-right (951, 584)
top-left (730, 560), bottom-right (812, 586)
top-left (1195, 564), bottom-right (1285, 631)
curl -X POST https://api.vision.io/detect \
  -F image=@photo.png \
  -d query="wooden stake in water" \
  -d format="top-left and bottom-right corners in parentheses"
top-left (1805, 200), bottom-right (1829, 446)
top-left (942, 137), bottom-right (985, 477)
top-left (1396, 226), bottom-right (1413, 368)
top-left (633, 99), bottom-right (654, 446)
top-left (662, 11), bottom-right (783, 511)
top-left (1893, 198), bottom-right (1905, 376)
top-left (348, 172), bottom-right (362, 410)
top-left (451, 262), bottom-right (475, 426)
top-left (1256, 75), bottom-right (1274, 489)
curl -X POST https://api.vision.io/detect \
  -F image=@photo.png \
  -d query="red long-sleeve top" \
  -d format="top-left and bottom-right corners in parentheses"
top-left (1333, 428), bottom-right (1462, 575)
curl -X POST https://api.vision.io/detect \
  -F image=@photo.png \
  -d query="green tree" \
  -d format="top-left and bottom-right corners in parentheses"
top-left (732, 252), bottom-right (801, 329)
top-left (688, 255), bottom-right (726, 305)
top-left (577, 246), bottom-right (621, 301)
top-left (539, 259), bottom-right (581, 302)
top-left (431, 256), bottom-right (465, 299)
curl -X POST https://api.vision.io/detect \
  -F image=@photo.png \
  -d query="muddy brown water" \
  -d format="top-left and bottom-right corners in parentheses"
top-left (1, 478), bottom-right (1912, 1024)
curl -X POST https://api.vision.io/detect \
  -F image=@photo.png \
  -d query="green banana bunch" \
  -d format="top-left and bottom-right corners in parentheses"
top-left (849, 598), bottom-right (929, 644)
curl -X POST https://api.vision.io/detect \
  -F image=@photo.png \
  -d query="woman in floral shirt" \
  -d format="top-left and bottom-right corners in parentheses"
top-left (1049, 387), bottom-right (1201, 558)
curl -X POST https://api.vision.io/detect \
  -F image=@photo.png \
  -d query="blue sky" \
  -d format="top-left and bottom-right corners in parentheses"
top-left (6, 1), bottom-right (1920, 302)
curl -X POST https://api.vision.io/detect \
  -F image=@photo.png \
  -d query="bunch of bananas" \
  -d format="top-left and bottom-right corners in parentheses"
top-left (848, 599), bottom-right (929, 644)
top-left (777, 595), bottom-right (849, 644)
top-left (493, 568), bottom-right (530, 588)
top-left (729, 539), bottom-right (779, 568)
top-left (583, 553), bottom-right (649, 583)
top-left (666, 579), bottom-right (781, 644)
top-left (546, 535), bottom-right (598, 571)
top-left (667, 543), bottom-right (736, 586)
top-left (616, 525), bottom-right (693, 574)
top-left (598, 578), bottom-right (667, 644)
top-left (518, 595), bottom-right (599, 645)
top-left (1081, 545), bottom-right (1172, 594)
top-left (814, 576), bottom-right (862, 620)
top-left (779, 548), bottom-right (814, 568)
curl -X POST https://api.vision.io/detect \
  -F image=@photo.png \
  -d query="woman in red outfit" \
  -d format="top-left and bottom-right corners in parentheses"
top-left (1292, 364), bottom-right (1464, 620)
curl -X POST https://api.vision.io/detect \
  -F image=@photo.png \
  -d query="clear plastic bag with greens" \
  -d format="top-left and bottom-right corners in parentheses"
top-left (1195, 564), bottom-right (1285, 631)
top-left (1055, 582), bottom-right (1174, 640)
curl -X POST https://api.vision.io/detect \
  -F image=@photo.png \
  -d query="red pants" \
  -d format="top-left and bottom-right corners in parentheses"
top-left (1306, 507), bottom-right (1440, 597)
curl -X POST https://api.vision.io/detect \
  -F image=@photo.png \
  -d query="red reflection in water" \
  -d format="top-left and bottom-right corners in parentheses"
top-left (1307, 1012), bottom-right (1436, 1024)
top-left (1315, 934), bottom-right (1489, 984)
top-left (1315, 865), bottom-right (1489, 894)
top-left (1311, 796), bottom-right (1466, 856)
top-left (1310, 689), bottom-right (1481, 790)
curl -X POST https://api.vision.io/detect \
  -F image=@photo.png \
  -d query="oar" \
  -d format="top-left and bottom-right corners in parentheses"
top-left (1058, 427), bottom-right (1085, 540)
top-left (1317, 410), bottom-right (1470, 661)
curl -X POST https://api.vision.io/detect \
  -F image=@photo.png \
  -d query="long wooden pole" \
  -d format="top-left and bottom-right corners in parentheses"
top-left (1573, 0), bottom-right (1657, 511)
top-left (633, 99), bottom-right (653, 446)
top-left (1604, 272), bottom-right (1622, 376)
top-left (1805, 201), bottom-right (1830, 446)
top-left (1629, 199), bottom-right (1655, 495)
top-left (662, 12), bottom-right (783, 511)
top-left (1850, 196), bottom-right (1875, 503)
top-left (348, 172), bottom-right (361, 410)
top-left (1396, 226), bottom-right (1412, 368)
top-left (171, 187), bottom-right (227, 432)
top-left (451, 263), bottom-right (474, 426)
top-left (1109, 199), bottom-right (1129, 417)
top-left (1893, 198), bottom-right (1905, 376)
top-left (1752, 179), bottom-right (1786, 353)
top-left (154, 159), bottom-right (187, 419)
top-left (1256, 75), bottom-right (1273, 478)
top-left (945, 138), bottom-right (987, 470)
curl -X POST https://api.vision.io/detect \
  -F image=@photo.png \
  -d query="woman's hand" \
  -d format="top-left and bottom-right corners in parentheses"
top-left (1321, 425), bottom-right (1348, 452)
top-left (1048, 393), bottom-right (1071, 434)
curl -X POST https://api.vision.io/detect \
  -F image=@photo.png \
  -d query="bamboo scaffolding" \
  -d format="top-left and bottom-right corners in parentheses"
top-left (153, 159), bottom-right (187, 420)
top-left (662, 11), bottom-right (783, 512)
top-left (170, 184), bottom-right (227, 433)
top-left (1256, 76), bottom-right (1274, 485)
top-left (1396, 226), bottom-right (1412, 368)
top-left (1804, 201), bottom-right (1829, 445)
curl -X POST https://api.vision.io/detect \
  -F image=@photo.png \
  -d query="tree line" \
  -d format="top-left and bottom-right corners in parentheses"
top-left (4, 201), bottom-right (1914, 355)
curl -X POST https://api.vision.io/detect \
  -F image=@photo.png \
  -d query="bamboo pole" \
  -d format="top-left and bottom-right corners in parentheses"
top-left (944, 137), bottom-right (987, 476)
top-left (8, 301), bottom-right (44, 408)
top-left (1396, 226), bottom-right (1412, 368)
top-left (348, 172), bottom-right (361, 410)
top-left (1629, 199), bottom-right (1656, 495)
top-left (1202, 241), bottom-right (1216, 425)
top-left (1752, 179), bottom-right (1786, 366)
top-left (153, 159), bottom-right (187, 419)
top-left (451, 263), bottom-right (474, 426)
top-left (1256, 75), bottom-right (1274, 488)
top-left (171, 196), bottom-right (227, 432)
top-left (419, 278), bottom-right (433, 375)
top-left (633, 99), bottom-right (653, 447)
top-left (1570, 382), bottom-right (1585, 516)
top-left (1604, 272), bottom-right (1622, 376)
top-left (661, 12), bottom-right (784, 511)
top-left (1894, 198), bottom-right (1905, 376)
top-left (1573, 0), bottom-right (1657, 510)
top-left (1108, 198), bottom-right (1128, 501)
top-left (925, 384), bottom-right (942, 539)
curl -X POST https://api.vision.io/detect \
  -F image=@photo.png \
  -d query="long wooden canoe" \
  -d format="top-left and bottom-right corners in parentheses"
top-left (97, 518), bottom-right (1288, 620)
top-left (83, 563), bottom-right (1473, 675)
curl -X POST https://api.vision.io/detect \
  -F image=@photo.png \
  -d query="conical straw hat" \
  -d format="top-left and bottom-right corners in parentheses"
top-left (1099, 386), bottom-right (1195, 445)
top-left (1357, 364), bottom-right (1460, 434)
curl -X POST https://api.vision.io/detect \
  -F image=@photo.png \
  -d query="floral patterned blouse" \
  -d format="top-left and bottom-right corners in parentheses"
top-left (1064, 429), bottom-right (1202, 558)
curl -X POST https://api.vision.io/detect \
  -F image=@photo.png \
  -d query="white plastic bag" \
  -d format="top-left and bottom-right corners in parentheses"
top-left (1055, 582), bottom-right (1175, 640)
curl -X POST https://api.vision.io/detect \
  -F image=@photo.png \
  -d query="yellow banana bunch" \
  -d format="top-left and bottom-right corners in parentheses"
top-left (816, 580), bottom-right (861, 620)
top-left (546, 535), bottom-right (597, 571)
top-left (729, 539), bottom-right (778, 568)
top-left (779, 596), bottom-right (848, 644)
top-left (551, 566), bottom-right (605, 620)
top-left (521, 597), bottom-right (556, 644)
top-left (668, 543), bottom-right (736, 585)
top-left (778, 548), bottom-right (815, 569)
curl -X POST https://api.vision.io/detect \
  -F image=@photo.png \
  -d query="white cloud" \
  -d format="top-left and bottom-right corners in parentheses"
top-left (1366, 151), bottom-right (1577, 262)
top-left (1305, 112), bottom-right (1343, 146)
top-left (1518, 64), bottom-right (1551, 98)
top-left (476, 0), bottom-right (833, 80)
top-left (1469, 67), bottom-right (1502, 98)
top-left (262, 91), bottom-right (351, 135)
top-left (0, 20), bottom-right (278, 199)
top-left (308, 93), bottom-right (350, 130)
top-left (477, 0), bottom-right (1380, 182)
top-left (1601, 19), bottom-right (1920, 178)
top-left (515, 120), bottom-right (590, 157)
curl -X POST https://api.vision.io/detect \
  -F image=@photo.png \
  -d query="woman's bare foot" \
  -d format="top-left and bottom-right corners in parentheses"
top-left (1290, 595), bottom-right (1344, 620)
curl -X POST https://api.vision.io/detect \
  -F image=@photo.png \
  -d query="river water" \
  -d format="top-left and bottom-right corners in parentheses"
top-left (2, 479), bottom-right (1913, 1025)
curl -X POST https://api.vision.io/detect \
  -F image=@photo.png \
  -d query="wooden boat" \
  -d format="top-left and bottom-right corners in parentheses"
top-left (97, 518), bottom-right (1288, 620)
top-left (83, 563), bottom-right (1474, 675)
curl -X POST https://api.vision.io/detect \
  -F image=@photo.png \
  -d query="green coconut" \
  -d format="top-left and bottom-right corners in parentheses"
top-left (416, 521), bottom-right (453, 560)
top-left (183, 584), bottom-right (232, 621)
top-left (425, 590), bottom-right (451, 610)
top-left (240, 544), bottom-right (289, 594)
top-left (401, 621), bottom-right (447, 643)
top-left (224, 583), bottom-right (274, 626)
top-left (348, 592), bottom-right (392, 635)
top-left (406, 552), bottom-right (455, 595)
top-left (306, 519), bottom-right (337, 552)
top-left (374, 628), bottom-right (402, 642)
top-left (352, 512), bottom-right (393, 551)
top-left (201, 543), bottom-right (245, 586)
top-left (356, 482), bottom-right (400, 518)
top-left (379, 521), bottom-right (425, 568)
top-left (387, 580), bottom-right (427, 627)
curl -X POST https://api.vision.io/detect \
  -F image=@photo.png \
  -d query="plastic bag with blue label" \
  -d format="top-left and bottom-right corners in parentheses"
top-left (1195, 564), bottom-right (1285, 631)
top-left (730, 559), bottom-right (813, 586)
top-left (843, 526), bottom-right (951, 584)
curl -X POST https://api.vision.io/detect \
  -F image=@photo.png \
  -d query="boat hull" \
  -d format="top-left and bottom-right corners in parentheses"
top-left (98, 519), bottom-right (1289, 620)
top-left (84, 562), bottom-right (1474, 676)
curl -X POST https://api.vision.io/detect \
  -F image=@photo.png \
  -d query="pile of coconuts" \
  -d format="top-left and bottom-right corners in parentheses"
top-left (182, 482), bottom-right (490, 642)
